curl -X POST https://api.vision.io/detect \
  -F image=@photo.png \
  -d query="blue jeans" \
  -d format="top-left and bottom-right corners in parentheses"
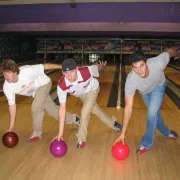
top-left (140, 82), bottom-right (170, 149)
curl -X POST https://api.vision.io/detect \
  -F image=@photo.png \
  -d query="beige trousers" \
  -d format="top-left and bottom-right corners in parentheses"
top-left (76, 87), bottom-right (114, 142)
top-left (31, 81), bottom-right (74, 137)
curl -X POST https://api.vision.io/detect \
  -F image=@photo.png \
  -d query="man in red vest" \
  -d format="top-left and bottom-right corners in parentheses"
top-left (54, 58), bottom-right (122, 148)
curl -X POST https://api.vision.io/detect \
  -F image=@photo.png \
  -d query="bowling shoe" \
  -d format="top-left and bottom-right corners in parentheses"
top-left (76, 141), bottom-right (86, 149)
top-left (112, 116), bottom-right (122, 131)
top-left (136, 145), bottom-right (149, 154)
top-left (27, 135), bottom-right (42, 143)
top-left (167, 130), bottom-right (178, 140)
top-left (73, 114), bottom-right (80, 126)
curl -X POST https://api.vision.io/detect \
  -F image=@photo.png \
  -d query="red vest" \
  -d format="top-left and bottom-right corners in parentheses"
top-left (58, 67), bottom-right (91, 91)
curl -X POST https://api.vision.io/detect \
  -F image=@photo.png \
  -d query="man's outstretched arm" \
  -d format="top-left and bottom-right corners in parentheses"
top-left (166, 46), bottom-right (180, 58)
top-left (43, 63), bottom-right (62, 70)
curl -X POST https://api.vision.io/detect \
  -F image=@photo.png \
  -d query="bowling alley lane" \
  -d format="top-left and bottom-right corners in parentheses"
top-left (165, 66), bottom-right (180, 87)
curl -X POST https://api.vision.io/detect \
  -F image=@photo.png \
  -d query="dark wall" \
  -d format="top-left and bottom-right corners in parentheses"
top-left (0, 34), bottom-right (37, 63)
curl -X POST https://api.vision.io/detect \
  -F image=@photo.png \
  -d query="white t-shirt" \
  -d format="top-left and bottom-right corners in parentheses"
top-left (3, 64), bottom-right (50, 105)
top-left (57, 65), bottom-right (99, 103)
top-left (125, 52), bottom-right (170, 96)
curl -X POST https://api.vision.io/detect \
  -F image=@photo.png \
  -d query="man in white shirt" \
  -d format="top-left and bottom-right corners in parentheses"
top-left (54, 59), bottom-right (122, 149)
top-left (1, 59), bottom-right (80, 143)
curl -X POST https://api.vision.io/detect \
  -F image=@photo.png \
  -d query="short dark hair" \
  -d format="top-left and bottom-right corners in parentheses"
top-left (0, 59), bottom-right (20, 74)
top-left (62, 58), bottom-right (76, 72)
top-left (129, 51), bottom-right (147, 64)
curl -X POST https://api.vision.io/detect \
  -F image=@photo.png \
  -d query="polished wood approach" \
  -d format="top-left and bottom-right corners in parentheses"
top-left (0, 65), bottom-right (180, 180)
top-left (165, 67), bottom-right (180, 86)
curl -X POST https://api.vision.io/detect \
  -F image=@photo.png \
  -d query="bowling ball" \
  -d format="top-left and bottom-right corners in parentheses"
top-left (50, 140), bottom-right (68, 157)
top-left (2, 132), bottom-right (19, 148)
top-left (111, 142), bottom-right (130, 160)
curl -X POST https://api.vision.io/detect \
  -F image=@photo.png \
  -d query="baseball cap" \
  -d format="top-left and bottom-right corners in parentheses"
top-left (62, 58), bottom-right (76, 72)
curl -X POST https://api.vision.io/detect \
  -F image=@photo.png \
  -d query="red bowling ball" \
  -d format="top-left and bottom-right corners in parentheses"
top-left (111, 142), bottom-right (130, 160)
top-left (2, 132), bottom-right (19, 148)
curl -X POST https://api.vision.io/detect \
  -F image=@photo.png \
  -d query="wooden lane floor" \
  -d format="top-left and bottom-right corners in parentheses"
top-left (165, 67), bottom-right (180, 87)
top-left (0, 65), bottom-right (180, 180)
top-left (163, 66), bottom-right (180, 109)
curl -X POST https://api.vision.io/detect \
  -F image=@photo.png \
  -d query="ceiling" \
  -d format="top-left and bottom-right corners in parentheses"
top-left (0, 0), bottom-right (180, 5)
top-left (0, 1), bottom-right (180, 36)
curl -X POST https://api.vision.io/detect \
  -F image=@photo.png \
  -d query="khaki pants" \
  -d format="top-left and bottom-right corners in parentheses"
top-left (31, 81), bottom-right (74, 137)
top-left (76, 87), bottom-right (114, 142)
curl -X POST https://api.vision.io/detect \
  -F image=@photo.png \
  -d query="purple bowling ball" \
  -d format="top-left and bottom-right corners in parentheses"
top-left (50, 140), bottom-right (68, 157)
